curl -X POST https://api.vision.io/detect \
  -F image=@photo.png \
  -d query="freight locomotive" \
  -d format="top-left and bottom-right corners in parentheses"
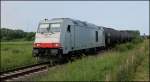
top-left (32, 18), bottom-right (140, 62)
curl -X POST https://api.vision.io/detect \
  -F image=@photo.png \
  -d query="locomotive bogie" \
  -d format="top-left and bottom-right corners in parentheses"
top-left (32, 48), bottom-right (62, 57)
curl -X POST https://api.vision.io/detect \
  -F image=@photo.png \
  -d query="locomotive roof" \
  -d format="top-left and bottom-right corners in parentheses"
top-left (39, 18), bottom-right (66, 23)
top-left (40, 18), bottom-right (101, 29)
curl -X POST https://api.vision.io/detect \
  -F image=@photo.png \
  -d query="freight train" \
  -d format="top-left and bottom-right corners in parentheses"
top-left (32, 18), bottom-right (140, 62)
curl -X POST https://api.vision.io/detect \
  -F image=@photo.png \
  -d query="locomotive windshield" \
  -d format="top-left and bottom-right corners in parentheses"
top-left (37, 23), bottom-right (61, 33)
top-left (50, 23), bottom-right (61, 32)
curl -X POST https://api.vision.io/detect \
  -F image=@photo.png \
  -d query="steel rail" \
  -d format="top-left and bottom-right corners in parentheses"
top-left (0, 62), bottom-right (49, 81)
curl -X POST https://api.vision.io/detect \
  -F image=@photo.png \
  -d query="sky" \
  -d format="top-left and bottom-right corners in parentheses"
top-left (1, 1), bottom-right (149, 35)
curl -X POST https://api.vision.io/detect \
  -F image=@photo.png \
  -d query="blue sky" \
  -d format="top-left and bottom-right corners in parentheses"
top-left (1, 1), bottom-right (149, 35)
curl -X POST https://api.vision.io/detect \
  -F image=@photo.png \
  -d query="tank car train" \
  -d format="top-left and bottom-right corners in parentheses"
top-left (32, 18), bottom-right (139, 62)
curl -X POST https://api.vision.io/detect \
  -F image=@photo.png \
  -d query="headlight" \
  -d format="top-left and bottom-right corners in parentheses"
top-left (36, 43), bottom-right (40, 46)
top-left (53, 43), bottom-right (61, 48)
top-left (33, 43), bottom-right (40, 47)
top-left (55, 43), bottom-right (59, 47)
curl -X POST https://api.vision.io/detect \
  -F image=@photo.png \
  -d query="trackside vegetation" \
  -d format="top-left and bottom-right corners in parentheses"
top-left (33, 39), bottom-right (149, 81)
top-left (0, 42), bottom-right (37, 72)
top-left (0, 28), bottom-right (35, 41)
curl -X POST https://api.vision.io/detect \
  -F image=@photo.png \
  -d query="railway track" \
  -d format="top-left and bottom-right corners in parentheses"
top-left (0, 62), bottom-right (49, 81)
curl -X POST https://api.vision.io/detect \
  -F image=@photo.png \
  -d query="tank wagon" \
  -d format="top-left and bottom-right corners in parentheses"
top-left (32, 18), bottom-right (139, 61)
top-left (102, 27), bottom-right (121, 46)
top-left (120, 30), bottom-right (140, 42)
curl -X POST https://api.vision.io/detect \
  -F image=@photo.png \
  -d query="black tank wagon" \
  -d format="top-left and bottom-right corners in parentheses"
top-left (103, 27), bottom-right (121, 46)
top-left (103, 27), bottom-right (140, 46)
top-left (120, 30), bottom-right (140, 42)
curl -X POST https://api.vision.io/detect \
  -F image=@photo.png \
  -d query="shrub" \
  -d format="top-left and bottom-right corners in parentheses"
top-left (114, 43), bottom-right (134, 52)
top-left (126, 43), bottom-right (134, 50)
top-left (131, 36), bottom-right (143, 44)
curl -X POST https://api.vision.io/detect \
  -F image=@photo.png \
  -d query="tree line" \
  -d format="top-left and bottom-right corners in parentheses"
top-left (0, 28), bottom-right (35, 41)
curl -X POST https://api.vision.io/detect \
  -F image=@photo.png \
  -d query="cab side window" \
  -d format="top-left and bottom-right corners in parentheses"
top-left (67, 25), bottom-right (71, 32)
top-left (95, 31), bottom-right (98, 42)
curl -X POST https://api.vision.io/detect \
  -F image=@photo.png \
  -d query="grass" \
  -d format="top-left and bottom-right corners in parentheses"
top-left (108, 40), bottom-right (149, 81)
top-left (131, 39), bottom-right (149, 81)
top-left (0, 41), bottom-right (37, 72)
top-left (33, 39), bottom-right (149, 81)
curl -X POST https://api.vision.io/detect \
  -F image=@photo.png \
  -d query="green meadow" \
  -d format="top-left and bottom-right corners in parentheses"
top-left (1, 41), bottom-right (37, 72)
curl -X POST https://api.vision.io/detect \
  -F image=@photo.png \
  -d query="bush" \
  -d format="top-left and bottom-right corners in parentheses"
top-left (0, 28), bottom-right (35, 41)
top-left (126, 43), bottom-right (134, 50)
top-left (115, 43), bottom-right (134, 52)
top-left (115, 37), bottom-right (144, 52)
top-left (131, 36), bottom-right (143, 44)
top-left (24, 32), bottom-right (35, 41)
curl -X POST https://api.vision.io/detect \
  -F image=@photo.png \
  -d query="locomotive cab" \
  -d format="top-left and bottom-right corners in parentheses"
top-left (33, 19), bottom-right (63, 58)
